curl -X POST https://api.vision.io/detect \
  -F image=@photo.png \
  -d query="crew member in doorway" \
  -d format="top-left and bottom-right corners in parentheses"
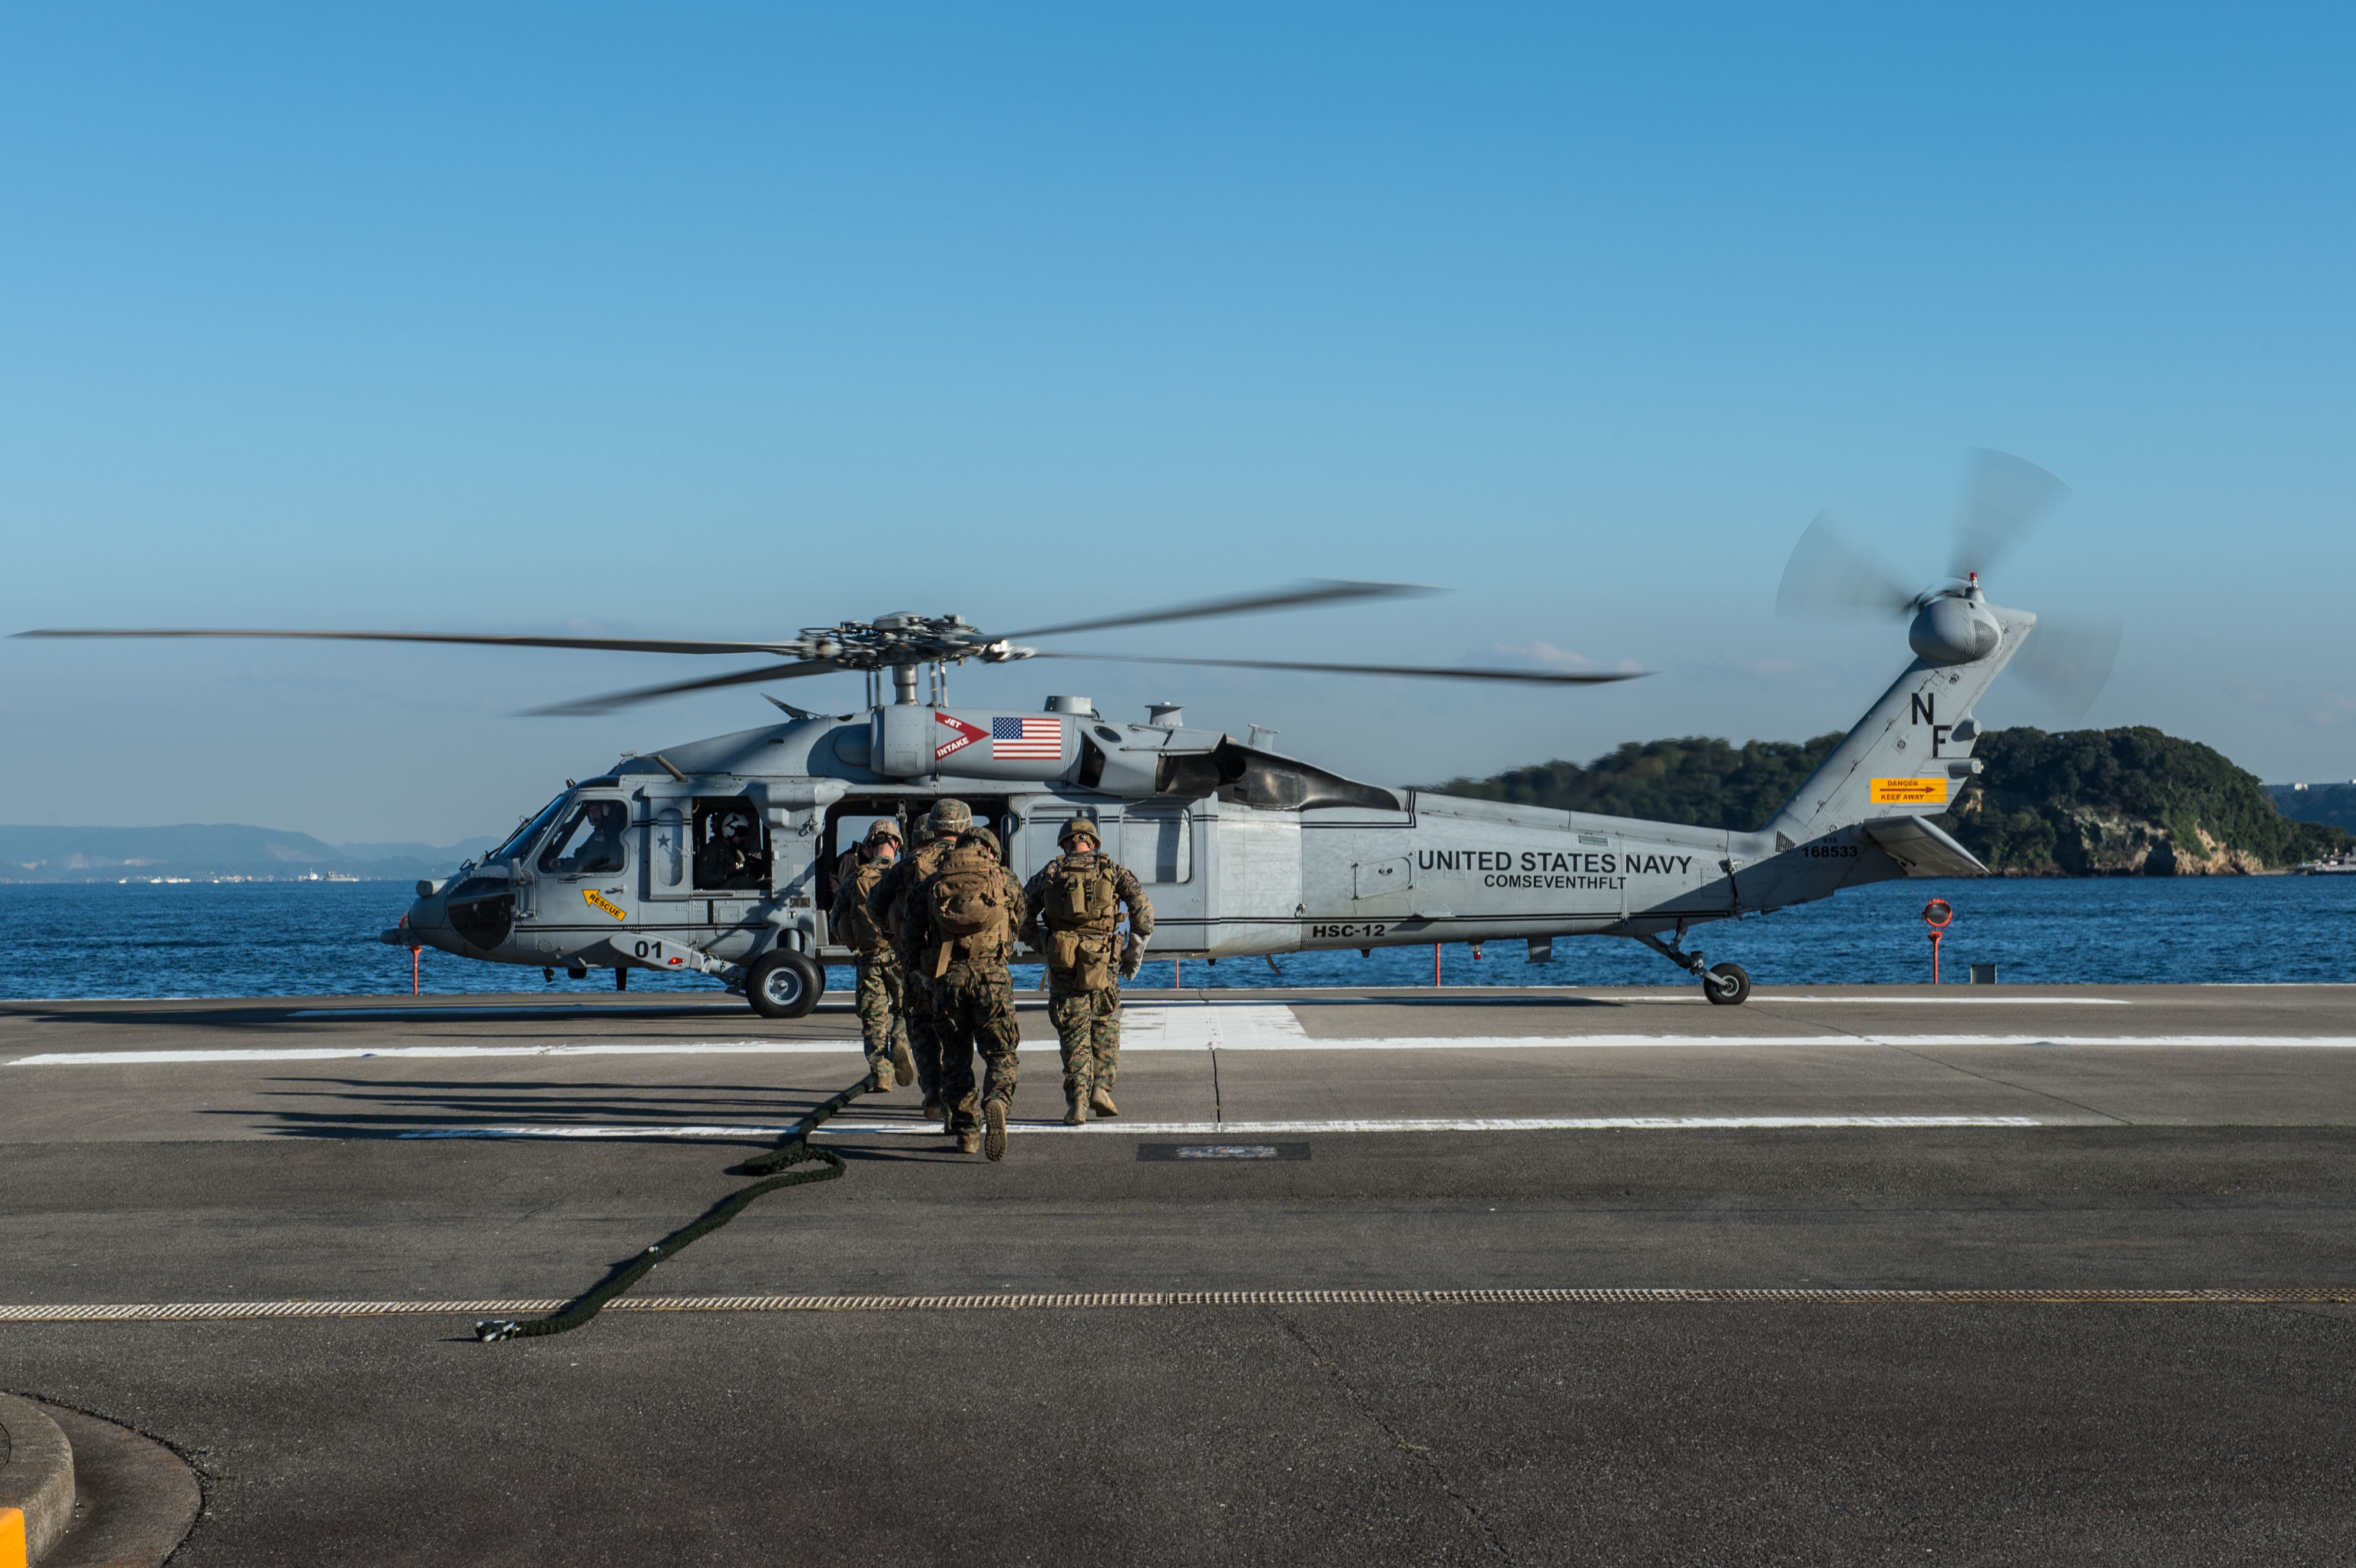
top-left (869, 799), bottom-right (972, 1123)
top-left (697, 812), bottom-right (760, 890)
top-left (909, 824), bottom-right (1027, 1160)
top-left (1022, 817), bottom-right (1153, 1124)
top-left (829, 818), bottom-right (913, 1093)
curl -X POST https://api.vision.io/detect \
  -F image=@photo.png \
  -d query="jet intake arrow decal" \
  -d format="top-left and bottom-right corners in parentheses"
top-left (934, 711), bottom-right (987, 762)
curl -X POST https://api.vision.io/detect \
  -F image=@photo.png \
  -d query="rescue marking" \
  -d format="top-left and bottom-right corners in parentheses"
top-left (9, 1286), bottom-right (2349, 1323)
top-left (583, 889), bottom-right (628, 921)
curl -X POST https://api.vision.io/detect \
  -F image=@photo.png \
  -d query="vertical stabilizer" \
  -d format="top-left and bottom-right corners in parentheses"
top-left (1765, 601), bottom-right (2033, 845)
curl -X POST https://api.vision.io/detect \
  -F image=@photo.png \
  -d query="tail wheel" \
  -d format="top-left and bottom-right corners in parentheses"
top-left (1703, 961), bottom-right (1751, 1006)
top-left (747, 949), bottom-right (823, 1019)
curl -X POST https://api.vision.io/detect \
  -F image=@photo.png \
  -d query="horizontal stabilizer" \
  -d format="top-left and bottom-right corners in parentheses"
top-left (1859, 816), bottom-right (1987, 878)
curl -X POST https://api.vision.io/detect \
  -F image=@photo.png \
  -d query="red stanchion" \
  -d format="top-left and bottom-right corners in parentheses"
top-left (1434, 943), bottom-right (1442, 987)
top-left (1921, 898), bottom-right (1954, 985)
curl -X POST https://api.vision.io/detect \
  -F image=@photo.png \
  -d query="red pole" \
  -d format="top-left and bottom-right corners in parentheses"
top-left (1931, 929), bottom-right (1942, 986)
top-left (1434, 943), bottom-right (1442, 987)
top-left (1174, 957), bottom-right (1181, 989)
top-left (411, 946), bottom-right (421, 995)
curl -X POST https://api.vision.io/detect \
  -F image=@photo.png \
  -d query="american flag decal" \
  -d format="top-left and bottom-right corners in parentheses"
top-left (992, 716), bottom-right (1064, 759)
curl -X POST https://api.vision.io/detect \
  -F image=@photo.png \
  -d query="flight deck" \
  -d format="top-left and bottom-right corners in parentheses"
top-left (5, 984), bottom-right (2354, 1564)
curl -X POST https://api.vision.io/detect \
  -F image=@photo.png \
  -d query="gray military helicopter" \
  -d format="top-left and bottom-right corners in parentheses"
top-left (21, 452), bottom-right (2113, 1015)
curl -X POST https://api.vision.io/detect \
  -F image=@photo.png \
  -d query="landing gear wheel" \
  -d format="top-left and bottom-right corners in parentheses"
top-left (747, 950), bottom-right (823, 1019)
top-left (1703, 961), bottom-right (1751, 1006)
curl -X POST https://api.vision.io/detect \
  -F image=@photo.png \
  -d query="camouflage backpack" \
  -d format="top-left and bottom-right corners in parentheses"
top-left (1043, 852), bottom-right (1122, 986)
top-left (841, 858), bottom-right (891, 952)
top-left (885, 837), bottom-right (957, 948)
top-left (926, 844), bottom-right (1008, 975)
top-left (1044, 853), bottom-right (1122, 935)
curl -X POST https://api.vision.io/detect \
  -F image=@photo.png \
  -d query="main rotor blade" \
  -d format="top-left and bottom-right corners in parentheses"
top-left (2010, 615), bottom-right (2121, 723)
top-left (1775, 512), bottom-right (1920, 620)
top-left (12, 628), bottom-right (798, 656)
top-left (525, 660), bottom-right (848, 717)
top-left (1003, 579), bottom-right (1439, 641)
top-left (1035, 651), bottom-right (1646, 685)
top-left (1948, 449), bottom-right (2069, 581)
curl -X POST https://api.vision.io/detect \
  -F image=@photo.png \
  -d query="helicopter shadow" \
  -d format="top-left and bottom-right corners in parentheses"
top-left (214, 1073), bottom-right (950, 1161)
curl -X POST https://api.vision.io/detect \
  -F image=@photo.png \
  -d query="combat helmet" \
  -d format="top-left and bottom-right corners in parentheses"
top-left (956, 826), bottom-right (1001, 858)
top-left (926, 799), bottom-right (974, 837)
top-left (865, 818), bottom-right (904, 845)
top-left (1057, 817), bottom-right (1101, 848)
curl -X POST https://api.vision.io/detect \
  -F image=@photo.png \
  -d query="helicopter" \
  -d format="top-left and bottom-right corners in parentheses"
top-left (18, 452), bottom-right (2115, 1016)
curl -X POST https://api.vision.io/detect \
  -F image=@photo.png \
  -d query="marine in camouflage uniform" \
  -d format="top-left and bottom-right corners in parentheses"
top-left (908, 825), bottom-right (1027, 1160)
top-left (827, 818), bottom-right (912, 1091)
top-left (1021, 817), bottom-right (1153, 1123)
top-left (866, 799), bottom-right (972, 1118)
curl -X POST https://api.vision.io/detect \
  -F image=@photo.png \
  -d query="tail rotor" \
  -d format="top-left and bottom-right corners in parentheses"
top-left (1776, 449), bottom-right (2120, 720)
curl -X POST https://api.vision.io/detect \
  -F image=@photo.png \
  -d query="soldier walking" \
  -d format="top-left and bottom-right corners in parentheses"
top-left (1022, 816), bottom-right (1153, 1124)
top-left (866, 799), bottom-right (971, 1120)
top-left (828, 818), bottom-right (913, 1091)
top-left (909, 825), bottom-right (1028, 1160)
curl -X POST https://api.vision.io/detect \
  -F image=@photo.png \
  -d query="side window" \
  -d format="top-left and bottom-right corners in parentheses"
top-left (692, 798), bottom-right (770, 892)
top-left (1123, 806), bottom-right (1192, 883)
top-left (537, 800), bottom-right (630, 876)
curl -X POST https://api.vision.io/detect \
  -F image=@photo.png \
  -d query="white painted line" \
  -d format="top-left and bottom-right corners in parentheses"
top-left (6, 1041), bottom-right (868, 1065)
top-left (400, 1114), bottom-right (2048, 1140)
top-left (284, 1004), bottom-right (757, 1020)
top-left (1766, 997), bottom-right (2131, 1005)
top-left (15, 1034), bottom-right (2356, 1067)
top-left (1219, 1036), bottom-right (2356, 1051)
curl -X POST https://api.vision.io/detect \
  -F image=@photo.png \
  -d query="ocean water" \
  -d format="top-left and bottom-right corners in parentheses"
top-left (2, 875), bottom-right (2352, 1001)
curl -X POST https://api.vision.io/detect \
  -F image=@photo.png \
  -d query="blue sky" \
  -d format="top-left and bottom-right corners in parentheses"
top-left (4, 4), bottom-right (2351, 843)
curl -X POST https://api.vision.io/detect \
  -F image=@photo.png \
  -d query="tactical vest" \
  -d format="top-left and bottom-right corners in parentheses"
top-left (1044, 853), bottom-right (1123, 935)
top-left (925, 845), bottom-right (1010, 976)
top-left (1043, 852), bottom-right (1123, 987)
top-left (841, 859), bottom-right (892, 953)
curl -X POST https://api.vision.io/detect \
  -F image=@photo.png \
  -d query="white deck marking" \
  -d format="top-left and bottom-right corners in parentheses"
top-left (399, 1114), bottom-right (2049, 1140)
top-left (284, 1004), bottom-right (753, 1020)
top-left (12, 1285), bottom-right (2351, 1322)
top-left (14, 1021), bottom-right (2356, 1069)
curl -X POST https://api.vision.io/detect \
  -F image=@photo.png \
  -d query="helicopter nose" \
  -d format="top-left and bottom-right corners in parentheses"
top-left (380, 884), bottom-right (462, 956)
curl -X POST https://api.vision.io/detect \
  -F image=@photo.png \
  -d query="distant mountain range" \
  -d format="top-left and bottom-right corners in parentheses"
top-left (0, 825), bottom-right (503, 883)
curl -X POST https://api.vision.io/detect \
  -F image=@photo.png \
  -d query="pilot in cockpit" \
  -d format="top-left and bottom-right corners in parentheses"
top-left (547, 800), bottom-right (628, 876)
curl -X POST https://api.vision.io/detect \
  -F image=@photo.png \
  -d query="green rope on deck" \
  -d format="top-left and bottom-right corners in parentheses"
top-left (475, 1071), bottom-right (885, 1342)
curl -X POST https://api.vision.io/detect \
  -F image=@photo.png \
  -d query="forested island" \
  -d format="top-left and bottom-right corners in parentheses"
top-left (1432, 726), bottom-right (2353, 876)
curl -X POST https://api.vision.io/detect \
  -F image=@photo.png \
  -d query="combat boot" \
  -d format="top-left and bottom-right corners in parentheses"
top-left (921, 1096), bottom-right (942, 1120)
top-left (984, 1101), bottom-right (1008, 1162)
top-left (867, 1061), bottom-right (894, 1093)
top-left (1063, 1093), bottom-right (1087, 1127)
top-left (892, 1039), bottom-right (916, 1087)
top-left (1090, 1087), bottom-right (1119, 1117)
top-left (957, 1129), bottom-right (981, 1155)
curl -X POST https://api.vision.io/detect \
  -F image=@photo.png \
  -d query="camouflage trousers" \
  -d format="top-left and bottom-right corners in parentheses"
top-left (1047, 978), bottom-right (1121, 1102)
top-left (853, 950), bottom-right (910, 1080)
top-left (934, 964), bottom-right (1021, 1135)
top-left (896, 952), bottom-right (944, 1103)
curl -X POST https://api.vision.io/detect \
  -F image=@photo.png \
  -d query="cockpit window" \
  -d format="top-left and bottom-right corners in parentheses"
top-left (488, 795), bottom-right (568, 864)
top-left (537, 799), bottom-right (630, 876)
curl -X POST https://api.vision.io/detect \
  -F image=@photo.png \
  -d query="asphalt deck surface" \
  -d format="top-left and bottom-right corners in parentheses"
top-left (4, 984), bottom-right (2354, 1564)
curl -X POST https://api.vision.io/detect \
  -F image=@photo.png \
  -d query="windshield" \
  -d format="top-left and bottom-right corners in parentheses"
top-left (538, 799), bottom-right (630, 876)
top-left (487, 795), bottom-right (568, 865)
